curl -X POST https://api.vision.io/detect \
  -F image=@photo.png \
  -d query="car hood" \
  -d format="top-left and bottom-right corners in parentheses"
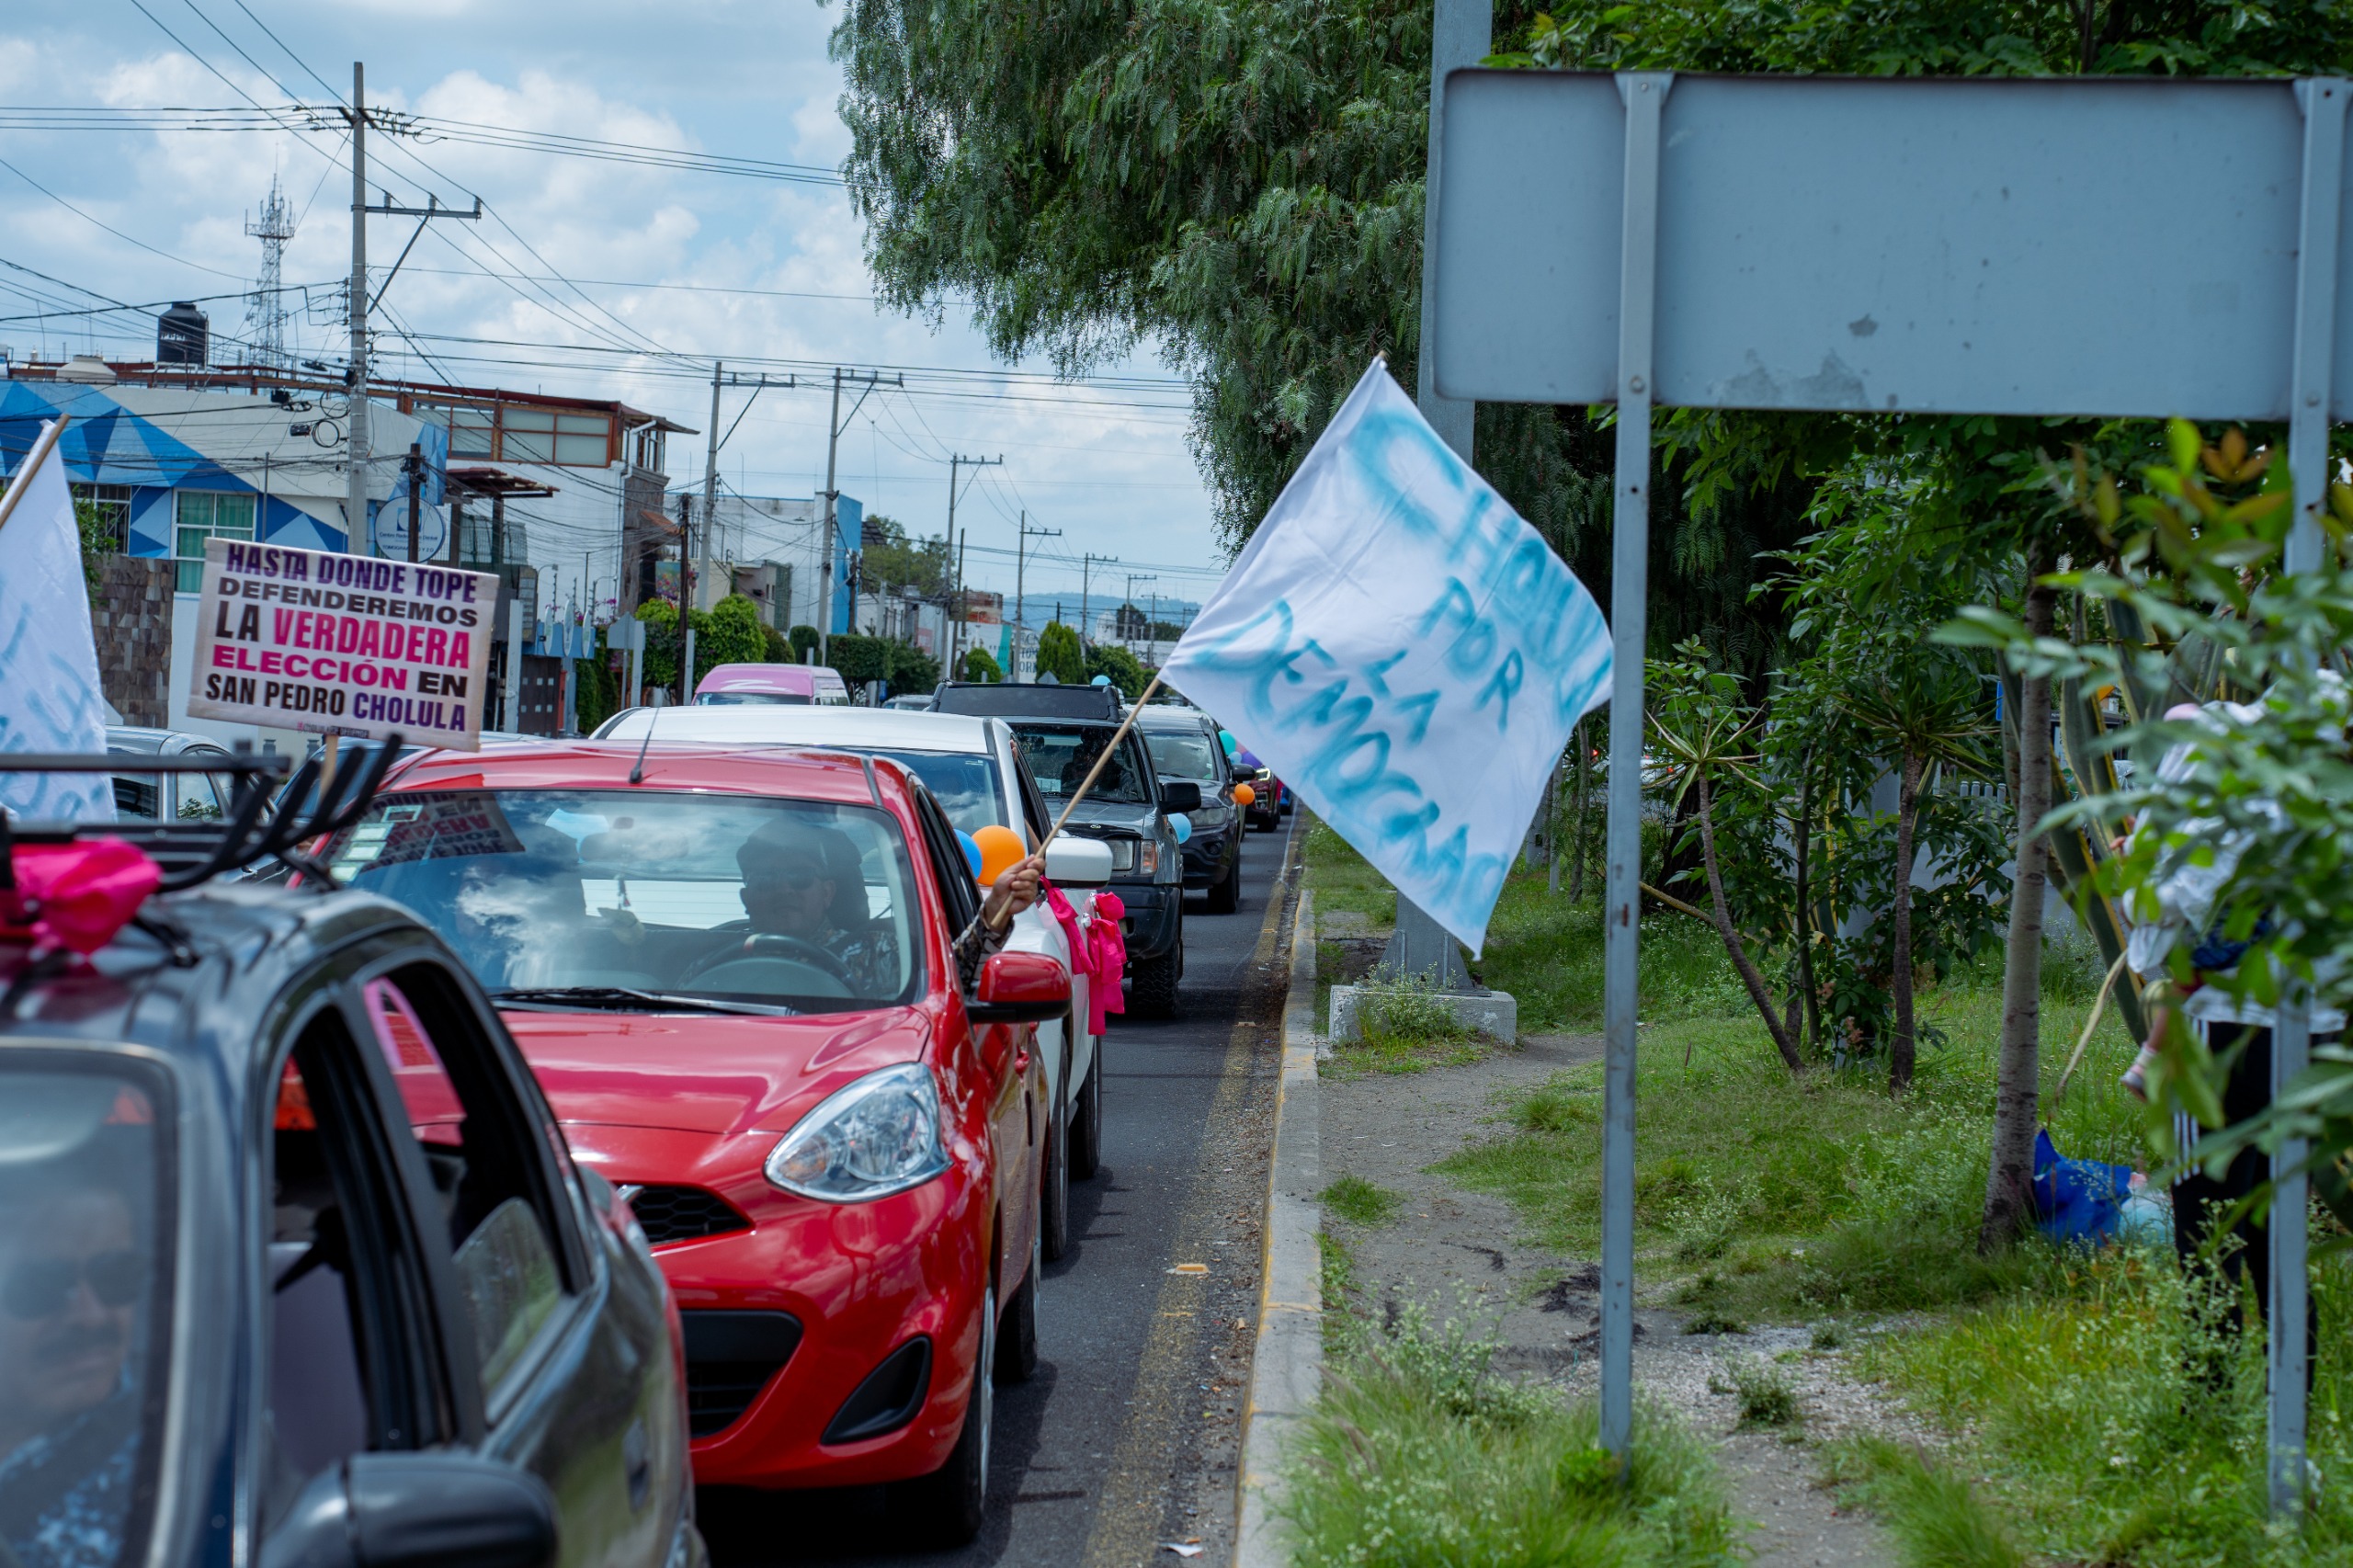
top-left (1063, 800), bottom-right (1160, 835)
top-left (502, 1006), bottom-right (934, 1136)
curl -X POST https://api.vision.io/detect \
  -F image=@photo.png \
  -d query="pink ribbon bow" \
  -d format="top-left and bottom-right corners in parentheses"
top-left (3, 838), bottom-right (164, 956)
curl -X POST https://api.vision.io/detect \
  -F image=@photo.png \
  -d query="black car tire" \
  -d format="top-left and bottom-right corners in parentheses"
top-left (1131, 941), bottom-right (1182, 1017)
top-left (1069, 1039), bottom-right (1102, 1180)
top-left (1040, 1047), bottom-right (1071, 1261)
top-left (995, 1230), bottom-right (1040, 1383)
top-left (900, 1267), bottom-right (995, 1544)
top-left (1206, 851), bottom-right (1240, 914)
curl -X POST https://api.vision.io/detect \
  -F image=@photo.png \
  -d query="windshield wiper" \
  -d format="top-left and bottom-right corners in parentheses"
top-left (489, 986), bottom-right (801, 1017)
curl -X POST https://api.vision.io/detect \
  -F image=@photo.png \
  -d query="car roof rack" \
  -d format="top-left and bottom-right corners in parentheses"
top-left (1, 735), bottom-right (404, 892)
top-left (930, 682), bottom-right (1124, 722)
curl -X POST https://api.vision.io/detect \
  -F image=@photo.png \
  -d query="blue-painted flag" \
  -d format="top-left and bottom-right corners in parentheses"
top-left (1162, 360), bottom-right (1608, 953)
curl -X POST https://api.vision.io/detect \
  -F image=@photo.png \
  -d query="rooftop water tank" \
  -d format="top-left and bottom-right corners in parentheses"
top-left (157, 301), bottom-right (208, 366)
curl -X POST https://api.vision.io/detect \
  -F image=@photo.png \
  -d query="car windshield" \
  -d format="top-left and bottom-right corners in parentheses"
top-left (868, 751), bottom-right (1006, 836)
top-left (696, 691), bottom-right (812, 706)
top-left (1008, 723), bottom-right (1154, 805)
top-left (0, 1059), bottom-right (172, 1568)
top-left (1142, 728), bottom-right (1222, 784)
top-left (325, 790), bottom-right (926, 1012)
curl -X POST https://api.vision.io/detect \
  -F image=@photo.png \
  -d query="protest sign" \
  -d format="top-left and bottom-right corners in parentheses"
top-left (188, 538), bottom-right (497, 750)
top-left (1162, 359), bottom-right (1610, 953)
top-left (0, 418), bottom-right (113, 821)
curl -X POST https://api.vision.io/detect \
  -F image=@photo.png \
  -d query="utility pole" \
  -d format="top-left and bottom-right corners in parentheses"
top-left (344, 62), bottom-right (368, 555)
top-left (684, 362), bottom-right (793, 695)
top-left (341, 63), bottom-right (479, 558)
top-left (1081, 552), bottom-right (1116, 647)
top-left (820, 368), bottom-right (903, 665)
top-left (1123, 573), bottom-right (1156, 642)
top-left (676, 491), bottom-right (694, 703)
top-left (1016, 511), bottom-right (1060, 682)
top-left (951, 529), bottom-right (969, 671)
top-left (942, 451), bottom-right (1002, 672)
top-left (404, 441), bottom-right (423, 562)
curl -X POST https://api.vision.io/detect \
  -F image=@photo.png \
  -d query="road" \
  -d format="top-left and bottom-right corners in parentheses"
top-left (702, 816), bottom-right (1301, 1566)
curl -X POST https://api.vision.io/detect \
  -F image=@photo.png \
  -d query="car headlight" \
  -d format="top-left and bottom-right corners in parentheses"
top-left (765, 1062), bottom-right (950, 1202)
top-left (1192, 801), bottom-right (1231, 828)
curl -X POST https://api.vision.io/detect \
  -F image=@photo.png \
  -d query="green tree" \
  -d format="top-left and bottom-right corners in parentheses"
top-left (699, 594), bottom-right (769, 668)
top-left (1085, 642), bottom-right (1148, 699)
top-left (890, 642), bottom-right (943, 697)
top-left (634, 599), bottom-right (680, 690)
top-left (1035, 621), bottom-right (1085, 685)
top-left (860, 514), bottom-right (951, 597)
top-left (788, 623), bottom-right (821, 662)
top-left (827, 633), bottom-right (896, 686)
top-left (961, 644), bottom-right (1004, 683)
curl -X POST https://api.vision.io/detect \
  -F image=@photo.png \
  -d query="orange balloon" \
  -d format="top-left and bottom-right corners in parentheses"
top-left (972, 824), bottom-right (1029, 886)
top-left (1232, 783), bottom-right (1256, 808)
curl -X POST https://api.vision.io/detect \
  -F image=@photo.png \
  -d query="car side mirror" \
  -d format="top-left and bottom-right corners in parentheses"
top-left (1042, 835), bottom-right (1115, 888)
top-left (968, 949), bottom-right (1070, 1025)
top-left (264, 1454), bottom-right (556, 1568)
top-left (1159, 780), bottom-right (1202, 814)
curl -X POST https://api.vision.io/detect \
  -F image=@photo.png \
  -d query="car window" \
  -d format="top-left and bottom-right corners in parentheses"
top-left (1142, 728), bottom-right (1222, 785)
top-left (1009, 723), bottom-right (1154, 805)
top-left (0, 1056), bottom-right (173, 1568)
top-left (869, 750), bottom-right (1005, 835)
top-left (1010, 747), bottom-right (1052, 844)
top-left (695, 692), bottom-right (812, 706)
top-left (325, 790), bottom-right (926, 1013)
top-left (909, 788), bottom-right (981, 942)
top-left (358, 970), bottom-right (567, 1410)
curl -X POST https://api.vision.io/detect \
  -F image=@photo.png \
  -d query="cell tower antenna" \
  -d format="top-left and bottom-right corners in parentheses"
top-left (243, 173), bottom-right (296, 369)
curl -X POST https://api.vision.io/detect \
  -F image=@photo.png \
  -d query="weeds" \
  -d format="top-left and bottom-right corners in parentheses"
top-left (1334, 971), bottom-right (1489, 1075)
top-left (1712, 1355), bottom-right (1799, 1427)
top-left (1281, 1304), bottom-right (1737, 1567)
top-left (1322, 1174), bottom-right (1402, 1228)
top-left (1824, 1437), bottom-right (2023, 1568)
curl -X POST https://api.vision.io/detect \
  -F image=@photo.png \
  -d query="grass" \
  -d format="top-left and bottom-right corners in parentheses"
top-left (1302, 818), bottom-right (1396, 928)
top-left (1322, 1173), bottom-right (1403, 1228)
top-left (1279, 1305), bottom-right (1738, 1567)
top-left (1302, 824), bottom-right (2353, 1564)
top-left (1711, 1354), bottom-right (1799, 1428)
top-left (1824, 1437), bottom-right (2025, 1568)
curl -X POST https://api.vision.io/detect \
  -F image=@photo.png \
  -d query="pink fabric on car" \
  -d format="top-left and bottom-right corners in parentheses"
top-left (3, 839), bottom-right (163, 954)
top-left (1086, 891), bottom-right (1128, 1036)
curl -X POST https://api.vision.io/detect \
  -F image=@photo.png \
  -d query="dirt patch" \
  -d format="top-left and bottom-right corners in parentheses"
top-left (1319, 1028), bottom-right (1917, 1568)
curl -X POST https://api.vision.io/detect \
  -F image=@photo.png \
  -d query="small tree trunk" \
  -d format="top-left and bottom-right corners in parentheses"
top-left (1791, 739), bottom-right (1820, 1055)
top-left (1889, 747), bottom-right (1926, 1095)
top-left (1981, 581), bottom-right (2055, 1251)
top-left (1569, 719), bottom-right (1591, 902)
top-left (1696, 771), bottom-right (1805, 1072)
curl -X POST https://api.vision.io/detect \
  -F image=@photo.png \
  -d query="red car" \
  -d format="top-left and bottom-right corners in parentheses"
top-left (322, 742), bottom-right (1057, 1542)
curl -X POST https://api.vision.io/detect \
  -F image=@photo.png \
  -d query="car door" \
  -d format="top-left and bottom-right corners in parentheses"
top-left (910, 787), bottom-right (1038, 1292)
top-left (340, 946), bottom-right (687, 1568)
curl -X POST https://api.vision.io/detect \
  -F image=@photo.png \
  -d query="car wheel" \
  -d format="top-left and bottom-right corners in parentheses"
top-left (995, 1229), bottom-right (1040, 1384)
top-left (1040, 1051), bottom-right (1071, 1261)
top-left (1131, 943), bottom-right (1181, 1017)
top-left (1069, 1041), bottom-right (1103, 1181)
top-left (1205, 850), bottom-right (1240, 913)
top-left (898, 1267), bottom-right (995, 1544)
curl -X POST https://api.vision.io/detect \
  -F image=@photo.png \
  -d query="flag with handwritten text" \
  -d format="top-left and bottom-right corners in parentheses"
top-left (0, 423), bottom-right (113, 822)
top-left (1162, 360), bottom-right (1609, 953)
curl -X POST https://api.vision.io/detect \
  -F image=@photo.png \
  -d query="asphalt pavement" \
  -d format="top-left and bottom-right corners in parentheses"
top-left (702, 817), bottom-right (1301, 1566)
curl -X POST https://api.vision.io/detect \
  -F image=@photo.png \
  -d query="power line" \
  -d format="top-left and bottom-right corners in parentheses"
top-left (0, 154), bottom-right (249, 279)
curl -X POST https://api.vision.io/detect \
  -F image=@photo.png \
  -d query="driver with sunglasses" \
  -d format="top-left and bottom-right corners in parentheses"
top-left (0, 1158), bottom-right (145, 1568)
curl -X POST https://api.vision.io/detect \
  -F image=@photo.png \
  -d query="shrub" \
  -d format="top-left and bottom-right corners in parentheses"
top-left (1713, 1355), bottom-right (1798, 1427)
top-left (1035, 621), bottom-right (1084, 684)
top-left (960, 644), bottom-right (1002, 683)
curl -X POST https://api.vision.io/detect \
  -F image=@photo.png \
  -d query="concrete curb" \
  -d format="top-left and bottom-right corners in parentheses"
top-left (1235, 879), bottom-right (1319, 1568)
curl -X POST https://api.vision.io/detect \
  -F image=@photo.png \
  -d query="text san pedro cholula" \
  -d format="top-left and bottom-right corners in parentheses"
top-left (200, 545), bottom-right (482, 732)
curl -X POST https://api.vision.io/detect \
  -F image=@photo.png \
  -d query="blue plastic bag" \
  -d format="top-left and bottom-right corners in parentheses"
top-left (2031, 1128), bottom-right (2137, 1246)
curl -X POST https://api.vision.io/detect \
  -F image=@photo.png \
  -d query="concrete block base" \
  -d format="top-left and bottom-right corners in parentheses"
top-left (1327, 983), bottom-right (1517, 1045)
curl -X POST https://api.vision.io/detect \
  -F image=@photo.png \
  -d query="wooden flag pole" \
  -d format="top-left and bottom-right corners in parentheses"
top-left (0, 417), bottom-right (72, 538)
top-left (1039, 671), bottom-right (1165, 853)
top-left (976, 672), bottom-right (1168, 935)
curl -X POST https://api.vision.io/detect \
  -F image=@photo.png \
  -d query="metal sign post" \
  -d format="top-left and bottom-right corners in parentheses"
top-left (1434, 68), bottom-right (2344, 1504)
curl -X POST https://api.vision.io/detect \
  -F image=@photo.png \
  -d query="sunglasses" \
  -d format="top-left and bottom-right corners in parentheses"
top-left (4, 1250), bottom-right (144, 1321)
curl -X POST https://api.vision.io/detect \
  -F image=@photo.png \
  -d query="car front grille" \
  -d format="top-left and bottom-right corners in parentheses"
top-left (681, 1310), bottom-right (804, 1438)
top-left (623, 1184), bottom-right (751, 1247)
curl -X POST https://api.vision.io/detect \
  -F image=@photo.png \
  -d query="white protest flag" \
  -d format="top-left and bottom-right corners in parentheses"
top-left (1163, 360), bottom-right (1608, 953)
top-left (0, 421), bottom-right (113, 822)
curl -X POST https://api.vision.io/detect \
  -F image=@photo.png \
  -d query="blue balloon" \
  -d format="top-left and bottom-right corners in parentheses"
top-left (1090, 674), bottom-right (1112, 686)
top-left (956, 830), bottom-right (983, 877)
top-left (1171, 813), bottom-right (1193, 845)
top-left (1217, 729), bottom-right (1238, 755)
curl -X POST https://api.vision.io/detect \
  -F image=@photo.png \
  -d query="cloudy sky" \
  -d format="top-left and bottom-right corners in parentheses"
top-left (0, 1), bottom-right (1225, 614)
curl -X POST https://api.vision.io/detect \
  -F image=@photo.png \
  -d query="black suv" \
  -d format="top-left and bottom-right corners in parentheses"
top-left (1134, 706), bottom-right (1245, 914)
top-left (0, 749), bottom-right (699, 1568)
top-left (930, 683), bottom-right (1196, 1015)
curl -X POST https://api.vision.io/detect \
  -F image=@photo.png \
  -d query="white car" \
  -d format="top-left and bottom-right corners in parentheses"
top-left (592, 703), bottom-right (1115, 1259)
